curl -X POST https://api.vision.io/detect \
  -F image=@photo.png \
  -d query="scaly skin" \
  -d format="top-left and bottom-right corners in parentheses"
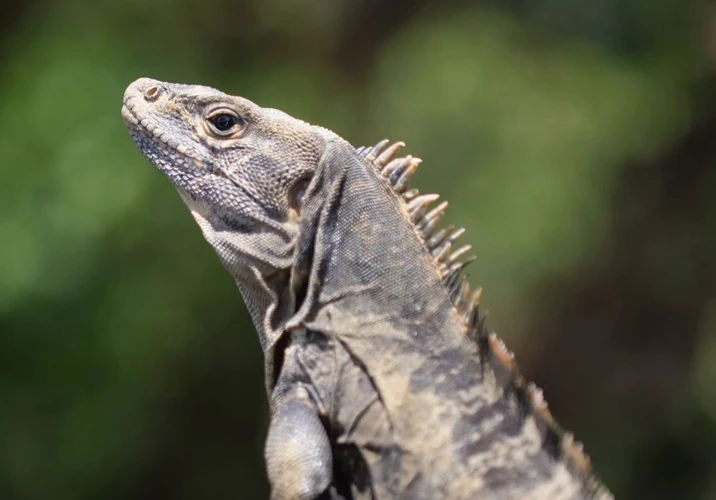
top-left (121, 77), bottom-right (612, 500)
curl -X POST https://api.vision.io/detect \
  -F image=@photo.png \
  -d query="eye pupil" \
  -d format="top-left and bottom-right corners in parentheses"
top-left (211, 114), bottom-right (238, 132)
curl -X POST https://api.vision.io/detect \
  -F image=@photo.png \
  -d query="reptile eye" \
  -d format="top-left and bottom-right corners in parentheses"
top-left (206, 110), bottom-right (245, 136)
top-left (212, 114), bottom-right (236, 131)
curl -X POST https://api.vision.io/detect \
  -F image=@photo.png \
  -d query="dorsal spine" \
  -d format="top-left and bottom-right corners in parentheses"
top-left (354, 140), bottom-right (613, 499)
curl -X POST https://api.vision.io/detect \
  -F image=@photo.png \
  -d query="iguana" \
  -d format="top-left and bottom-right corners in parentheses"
top-left (121, 77), bottom-right (613, 500)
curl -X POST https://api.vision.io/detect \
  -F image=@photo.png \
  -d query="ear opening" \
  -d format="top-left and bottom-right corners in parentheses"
top-left (288, 175), bottom-right (313, 219)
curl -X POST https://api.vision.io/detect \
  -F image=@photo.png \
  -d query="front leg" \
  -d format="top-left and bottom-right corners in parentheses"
top-left (265, 385), bottom-right (333, 500)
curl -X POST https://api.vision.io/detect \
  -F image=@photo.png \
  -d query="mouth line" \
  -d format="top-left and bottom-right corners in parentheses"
top-left (122, 96), bottom-right (204, 166)
top-left (122, 96), bottom-right (263, 208)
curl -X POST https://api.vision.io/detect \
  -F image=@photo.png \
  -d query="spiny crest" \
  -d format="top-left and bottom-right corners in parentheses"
top-left (485, 333), bottom-right (611, 498)
top-left (356, 140), bottom-right (481, 332)
top-left (355, 140), bottom-right (612, 499)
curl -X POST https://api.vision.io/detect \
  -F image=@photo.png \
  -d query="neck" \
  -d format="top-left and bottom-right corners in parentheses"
top-left (287, 140), bottom-right (468, 353)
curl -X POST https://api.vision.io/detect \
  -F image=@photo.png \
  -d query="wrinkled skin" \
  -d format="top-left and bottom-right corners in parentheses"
top-left (122, 78), bottom-right (612, 500)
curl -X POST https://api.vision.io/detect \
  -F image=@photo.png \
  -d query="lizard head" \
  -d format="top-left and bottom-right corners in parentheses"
top-left (122, 77), bottom-right (335, 244)
top-left (122, 77), bottom-right (342, 354)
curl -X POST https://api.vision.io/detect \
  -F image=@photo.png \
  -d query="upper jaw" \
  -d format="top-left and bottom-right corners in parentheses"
top-left (121, 77), bottom-right (177, 130)
top-left (121, 94), bottom-right (207, 173)
top-left (123, 77), bottom-right (164, 102)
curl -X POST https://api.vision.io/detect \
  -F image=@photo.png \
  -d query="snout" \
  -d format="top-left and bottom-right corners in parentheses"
top-left (123, 77), bottom-right (164, 104)
top-left (121, 77), bottom-right (165, 126)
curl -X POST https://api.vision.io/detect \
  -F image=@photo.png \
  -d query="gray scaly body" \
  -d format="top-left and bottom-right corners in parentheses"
top-left (121, 78), bottom-right (612, 500)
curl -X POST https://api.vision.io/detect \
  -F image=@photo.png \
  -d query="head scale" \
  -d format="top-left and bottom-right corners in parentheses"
top-left (122, 77), bottom-right (340, 354)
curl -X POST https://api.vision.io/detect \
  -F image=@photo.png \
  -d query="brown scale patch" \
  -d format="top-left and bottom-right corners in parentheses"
top-left (485, 330), bottom-right (610, 496)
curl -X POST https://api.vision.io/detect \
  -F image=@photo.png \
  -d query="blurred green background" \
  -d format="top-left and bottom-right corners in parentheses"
top-left (1, 0), bottom-right (715, 498)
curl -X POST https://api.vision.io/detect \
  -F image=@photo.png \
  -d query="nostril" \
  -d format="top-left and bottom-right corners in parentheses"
top-left (144, 85), bottom-right (160, 101)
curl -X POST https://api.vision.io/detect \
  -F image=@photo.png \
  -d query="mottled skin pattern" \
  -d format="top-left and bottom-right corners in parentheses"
top-left (121, 78), bottom-right (613, 500)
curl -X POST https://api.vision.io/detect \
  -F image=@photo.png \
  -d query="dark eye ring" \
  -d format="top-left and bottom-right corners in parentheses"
top-left (207, 111), bottom-right (244, 135)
